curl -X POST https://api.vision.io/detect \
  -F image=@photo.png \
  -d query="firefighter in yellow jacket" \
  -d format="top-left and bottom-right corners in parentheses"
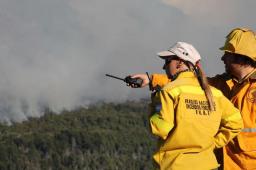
top-left (131, 28), bottom-right (256, 170)
top-left (147, 41), bottom-right (243, 170)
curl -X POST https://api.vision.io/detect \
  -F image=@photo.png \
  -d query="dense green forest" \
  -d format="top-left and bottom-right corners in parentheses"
top-left (0, 100), bottom-right (158, 170)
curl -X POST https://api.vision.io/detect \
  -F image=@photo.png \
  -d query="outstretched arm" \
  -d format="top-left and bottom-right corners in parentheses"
top-left (130, 74), bottom-right (150, 88)
top-left (128, 73), bottom-right (170, 90)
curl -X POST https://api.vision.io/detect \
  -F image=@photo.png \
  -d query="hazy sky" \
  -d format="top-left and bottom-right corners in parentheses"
top-left (0, 0), bottom-right (255, 122)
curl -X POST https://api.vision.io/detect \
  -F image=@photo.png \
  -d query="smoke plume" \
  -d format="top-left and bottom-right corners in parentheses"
top-left (0, 0), bottom-right (255, 123)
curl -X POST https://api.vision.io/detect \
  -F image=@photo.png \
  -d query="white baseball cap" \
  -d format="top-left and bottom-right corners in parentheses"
top-left (157, 42), bottom-right (201, 65)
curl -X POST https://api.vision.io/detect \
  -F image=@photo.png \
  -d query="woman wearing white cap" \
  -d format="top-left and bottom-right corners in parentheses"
top-left (148, 42), bottom-right (243, 170)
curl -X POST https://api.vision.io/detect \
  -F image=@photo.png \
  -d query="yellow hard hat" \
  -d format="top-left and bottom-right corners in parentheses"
top-left (220, 28), bottom-right (256, 61)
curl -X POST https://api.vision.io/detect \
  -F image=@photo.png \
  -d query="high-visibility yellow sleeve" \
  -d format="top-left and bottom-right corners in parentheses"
top-left (150, 90), bottom-right (174, 140)
top-left (151, 74), bottom-right (170, 89)
top-left (151, 73), bottom-right (232, 96)
top-left (214, 96), bottom-right (244, 148)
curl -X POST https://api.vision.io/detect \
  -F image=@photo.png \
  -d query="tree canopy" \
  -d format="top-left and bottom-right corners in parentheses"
top-left (0, 101), bottom-right (158, 170)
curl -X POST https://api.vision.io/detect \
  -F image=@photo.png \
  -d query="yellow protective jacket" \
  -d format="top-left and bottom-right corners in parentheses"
top-left (151, 69), bottom-right (256, 170)
top-left (208, 69), bottom-right (256, 170)
top-left (150, 71), bottom-right (243, 170)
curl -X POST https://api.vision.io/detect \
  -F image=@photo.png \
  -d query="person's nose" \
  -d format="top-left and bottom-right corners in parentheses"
top-left (221, 56), bottom-right (227, 64)
top-left (222, 59), bottom-right (226, 64)
top-left (162, 64), bottom-right (166, 70)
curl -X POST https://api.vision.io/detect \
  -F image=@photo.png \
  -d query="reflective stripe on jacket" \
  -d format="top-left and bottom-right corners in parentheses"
top-left (150, 72), bottom-right (243, 170)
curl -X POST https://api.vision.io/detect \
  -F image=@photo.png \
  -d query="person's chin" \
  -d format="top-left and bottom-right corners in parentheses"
top-left (225, 68), bottom-right (230, 74)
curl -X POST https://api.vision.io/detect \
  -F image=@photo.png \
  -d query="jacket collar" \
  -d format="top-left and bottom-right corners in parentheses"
top-left (176, 71), bottom-right (195, 79)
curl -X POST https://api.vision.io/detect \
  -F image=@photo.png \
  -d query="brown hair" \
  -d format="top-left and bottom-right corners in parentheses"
top-left (186, 61), bottom-right (215, 111)
top-left (196, 65), bottom-right (215, 111)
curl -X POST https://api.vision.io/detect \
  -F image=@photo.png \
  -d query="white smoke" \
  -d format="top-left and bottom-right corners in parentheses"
top-left (161, 0), bottom-right (255, 26)
top-left (0, 0), bottom-right (255, 123)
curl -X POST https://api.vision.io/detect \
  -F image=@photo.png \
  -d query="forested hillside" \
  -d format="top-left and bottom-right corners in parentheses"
top-left (0, 101), bottom-right (158, 170)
